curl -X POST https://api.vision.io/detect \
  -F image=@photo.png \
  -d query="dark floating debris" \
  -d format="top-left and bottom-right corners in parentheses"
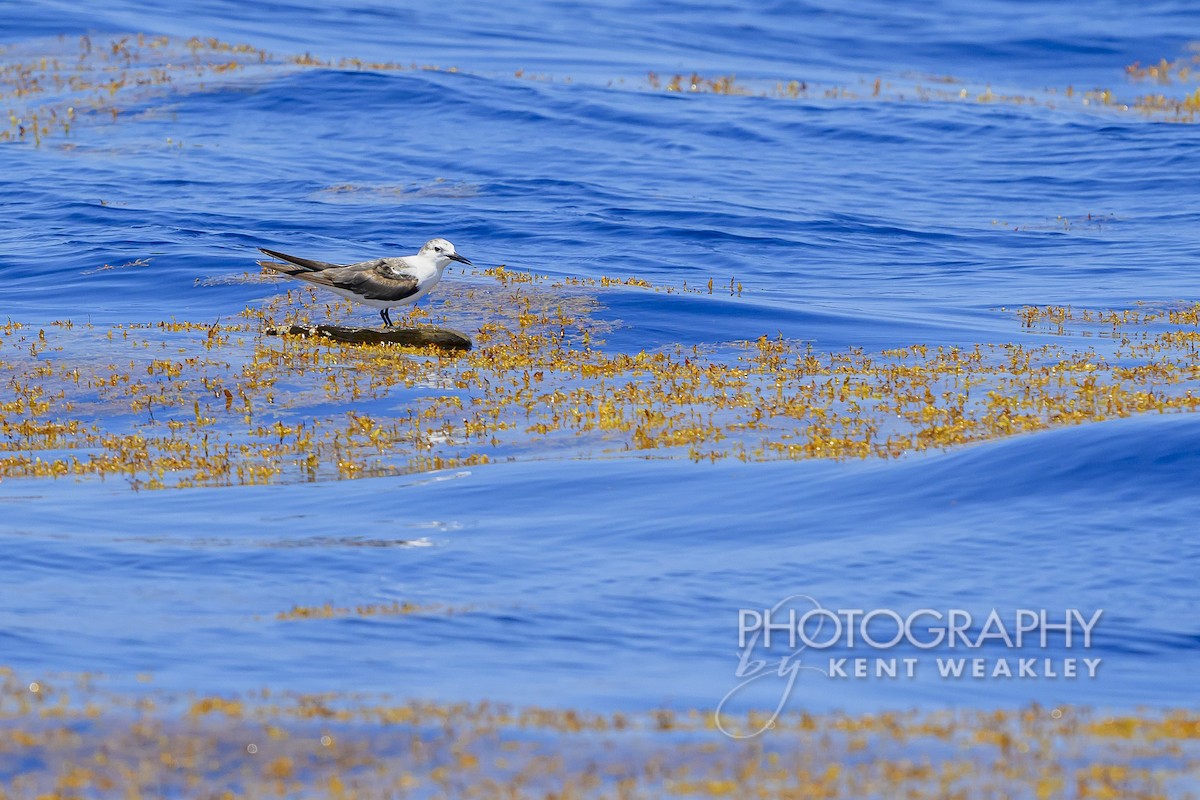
top-left (266, 324), bottom-right (472, 350)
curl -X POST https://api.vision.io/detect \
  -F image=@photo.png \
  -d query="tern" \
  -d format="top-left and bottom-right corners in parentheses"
top-left (257, 238), bottom-right (471, 327)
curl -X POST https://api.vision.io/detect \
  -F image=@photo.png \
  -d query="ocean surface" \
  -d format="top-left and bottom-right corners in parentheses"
top-left (2, 0), bottom-right (1199, 729)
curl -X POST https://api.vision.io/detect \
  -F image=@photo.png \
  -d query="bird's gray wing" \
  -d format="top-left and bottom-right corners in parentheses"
top-left (257, 247), bottom-right (343, 273)
top-left (325, 261), bottom-right (421, 302)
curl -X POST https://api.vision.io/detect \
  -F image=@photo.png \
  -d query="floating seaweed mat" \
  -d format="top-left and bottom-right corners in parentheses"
top-left (265, 324), bottom-right (472, 350)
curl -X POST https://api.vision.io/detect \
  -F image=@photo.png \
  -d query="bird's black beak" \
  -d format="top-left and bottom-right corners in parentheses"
top-left (449, 253), bottom-right (472, 265)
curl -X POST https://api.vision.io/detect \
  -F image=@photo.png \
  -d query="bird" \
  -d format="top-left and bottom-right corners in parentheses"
top-left (256, 238), bottom-right (472, 327)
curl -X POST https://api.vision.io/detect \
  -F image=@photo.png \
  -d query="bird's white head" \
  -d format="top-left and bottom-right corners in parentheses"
top-left (419, 238), bottom-right (472, 269)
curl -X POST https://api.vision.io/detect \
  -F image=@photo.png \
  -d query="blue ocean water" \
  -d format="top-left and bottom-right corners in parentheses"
top-left (1, 0), bottom-right (1199, 722)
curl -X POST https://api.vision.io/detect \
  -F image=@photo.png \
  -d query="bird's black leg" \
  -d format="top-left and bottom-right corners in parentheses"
top-left (380, 308), bottom-right (393, 327)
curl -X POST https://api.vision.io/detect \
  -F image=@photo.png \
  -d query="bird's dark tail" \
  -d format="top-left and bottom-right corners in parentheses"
top-left (257, 247), bottom-right (341, 272)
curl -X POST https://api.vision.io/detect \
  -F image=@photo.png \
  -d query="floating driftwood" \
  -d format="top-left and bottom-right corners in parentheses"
top-left (266, 324), bottom-right (472, 350)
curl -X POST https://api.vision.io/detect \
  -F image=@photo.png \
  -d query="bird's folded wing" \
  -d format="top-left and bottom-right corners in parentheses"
top-left (327, 262), bottom-right (421, 301)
